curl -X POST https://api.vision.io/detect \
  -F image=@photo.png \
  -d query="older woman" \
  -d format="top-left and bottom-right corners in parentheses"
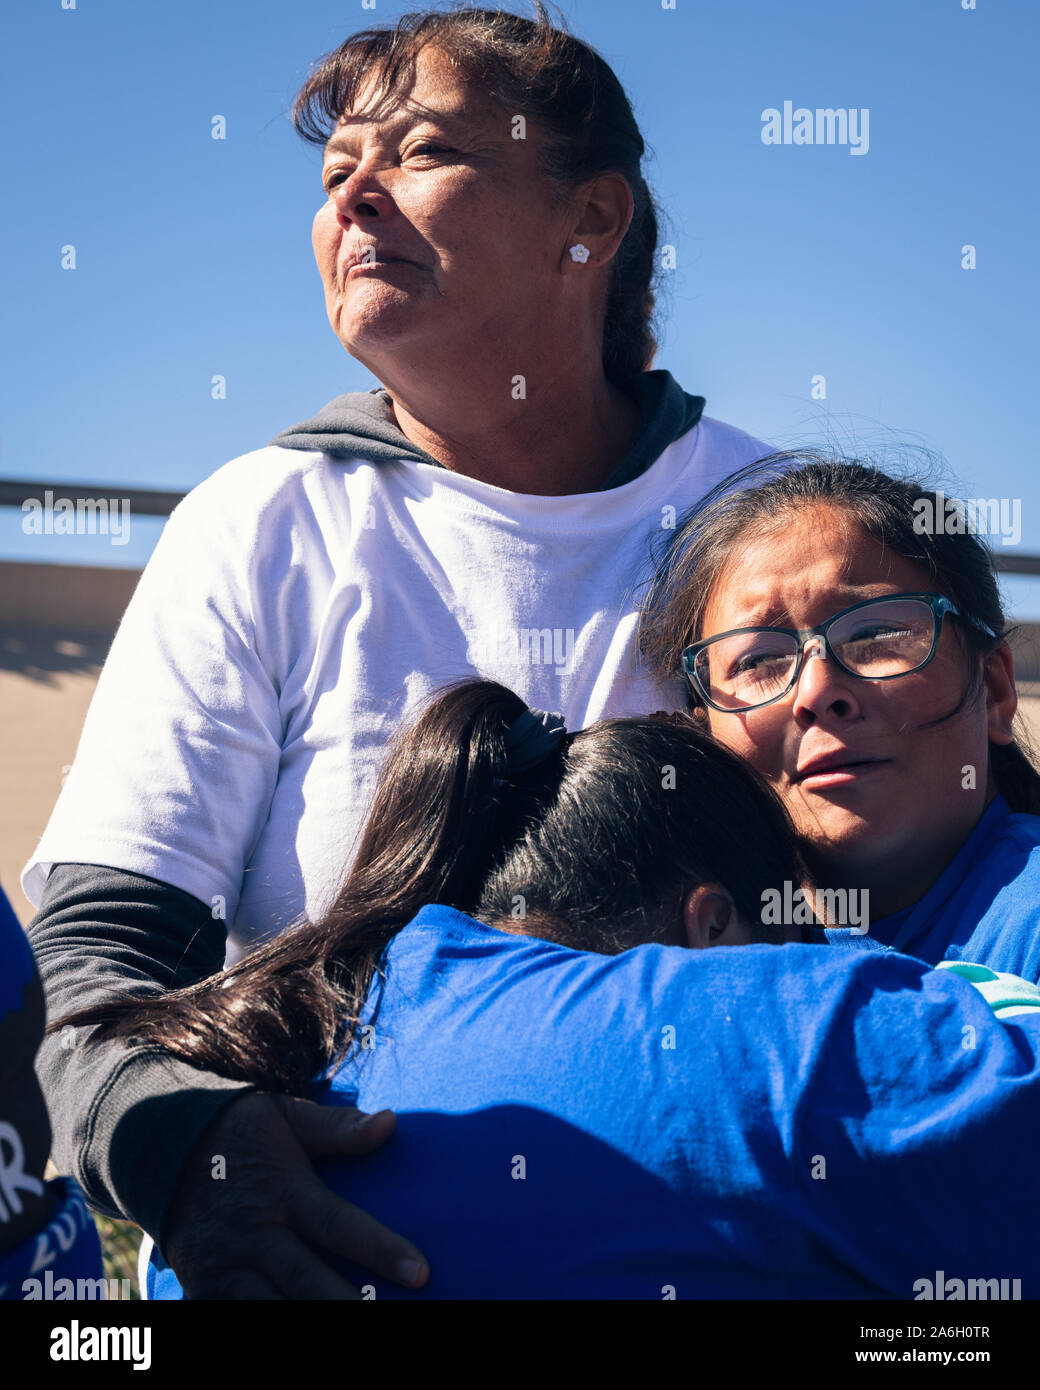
top-left (640, 453), bottom-right (1040, 978)
top-left (21, 7), bottom-right (768, 1297)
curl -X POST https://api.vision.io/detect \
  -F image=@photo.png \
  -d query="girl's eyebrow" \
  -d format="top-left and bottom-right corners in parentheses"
top-left (729, 614), bottom-right (791, 632)
top-left (710, 601), bottom-right (790, 631)
top-left (724, 588), bottom-right (892, 632)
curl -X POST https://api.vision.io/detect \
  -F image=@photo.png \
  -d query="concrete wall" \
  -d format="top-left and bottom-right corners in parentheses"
top-left (0, 560), bottom-right (140, 634)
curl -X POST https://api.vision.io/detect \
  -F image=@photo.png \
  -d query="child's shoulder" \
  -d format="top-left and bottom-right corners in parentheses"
top-left (1000, 805), bottom-right (1040, 851)
top-left (979, 802), bottom-right (1040, 884)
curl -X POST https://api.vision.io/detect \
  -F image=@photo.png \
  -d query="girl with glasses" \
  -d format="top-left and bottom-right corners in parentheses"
top-left (641, 452), bottom-right (1040, 979)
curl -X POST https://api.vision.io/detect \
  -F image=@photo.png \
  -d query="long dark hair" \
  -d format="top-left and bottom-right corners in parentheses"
top-left (291, 2), bottom-right (661, 384)
top-left (50, 680), bottom-right (809, 1095)
top-left (639, 451), bottom-right (1040, 815)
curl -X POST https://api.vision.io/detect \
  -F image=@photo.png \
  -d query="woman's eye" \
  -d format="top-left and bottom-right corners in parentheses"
top-left (323, 144), bottom-right (452, 192)
top-left (731, 649), bottom-right (791, 677)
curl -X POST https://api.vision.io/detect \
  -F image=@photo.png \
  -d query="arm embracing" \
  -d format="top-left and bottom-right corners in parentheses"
top-left (27, 863), bottom-right (257, 1245)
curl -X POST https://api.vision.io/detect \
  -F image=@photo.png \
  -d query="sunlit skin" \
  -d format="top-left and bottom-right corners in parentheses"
top-left (698, 506), bottom-right (1018, 920)
top-left (311, 44), bottom-right (639, 495)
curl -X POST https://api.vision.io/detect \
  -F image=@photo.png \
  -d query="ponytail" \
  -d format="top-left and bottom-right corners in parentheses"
top-left (52, 681), bottom-right (808, 1095)
top-left (50, 681), bottom-right (551, 1094)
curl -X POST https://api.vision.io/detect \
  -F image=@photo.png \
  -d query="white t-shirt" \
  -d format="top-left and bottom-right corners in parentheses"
top-left (22, 417), bottom-right (770, 953)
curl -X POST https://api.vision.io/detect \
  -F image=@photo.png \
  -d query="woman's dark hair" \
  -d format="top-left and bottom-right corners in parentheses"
top-left (291, 2), bottom-right (661, 384)
top-left (639, 451), bottom-right (1040, 815)
top-left (50, 680), bottom-right (809, 1095)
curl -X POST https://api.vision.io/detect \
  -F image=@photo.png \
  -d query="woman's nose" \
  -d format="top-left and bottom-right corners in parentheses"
top-left (330, 166), bottom-right (394, 225)
top-left (790, 638), bottom-right (863, 723)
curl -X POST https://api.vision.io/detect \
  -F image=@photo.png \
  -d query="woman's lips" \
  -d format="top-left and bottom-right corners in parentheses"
top-left (794, 759), bottom-right (888, 789)
top-left (346, 258), bottom-right (414, 277)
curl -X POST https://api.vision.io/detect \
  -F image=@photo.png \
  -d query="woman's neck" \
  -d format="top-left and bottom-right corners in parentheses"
top-left (808, 793), bottom-right (996, 924)
top-left (378, 362), bottom-right (640, 495)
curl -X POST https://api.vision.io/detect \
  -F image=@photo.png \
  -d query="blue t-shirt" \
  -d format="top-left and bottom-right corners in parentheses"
top-left (1, 883), bottom-right (104, 1298)
top-left (827, 795), bottom-right (1040, 979)
top-left (148, 903), bottom-right (1040, 1300)
top-left (0, 882), bottom-right (36, 1022)
top-left (0, 1177), bottom-right (105, 1301)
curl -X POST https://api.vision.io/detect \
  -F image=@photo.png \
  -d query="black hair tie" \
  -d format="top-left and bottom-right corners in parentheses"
top-left (494, 707), bottom-right (568, 785)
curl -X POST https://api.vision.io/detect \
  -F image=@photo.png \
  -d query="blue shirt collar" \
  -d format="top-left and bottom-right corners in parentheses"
top-left (865, 794), bottom-right (1012, 953)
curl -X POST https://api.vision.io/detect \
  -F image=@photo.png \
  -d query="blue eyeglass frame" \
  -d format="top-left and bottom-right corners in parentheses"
top-left (680, 591), bottom-right (997, 714)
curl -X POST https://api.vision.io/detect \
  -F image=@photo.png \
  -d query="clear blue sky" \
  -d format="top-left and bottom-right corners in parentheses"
top-left (3, 0), bottom-right (1038, 605)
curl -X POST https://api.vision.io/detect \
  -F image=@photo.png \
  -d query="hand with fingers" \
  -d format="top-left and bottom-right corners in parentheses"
top-left (161, 1092), bottom-right (429, 1299)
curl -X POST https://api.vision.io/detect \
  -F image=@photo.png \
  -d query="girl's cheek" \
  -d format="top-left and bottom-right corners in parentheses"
top-left (722, 712), bottom-right (786, 780)
top-left (706, 711), bottom-right (739, 752)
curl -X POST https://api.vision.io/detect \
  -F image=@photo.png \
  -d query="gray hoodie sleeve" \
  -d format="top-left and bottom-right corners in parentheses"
top-left (26, 862), bottom-right (257, 1253)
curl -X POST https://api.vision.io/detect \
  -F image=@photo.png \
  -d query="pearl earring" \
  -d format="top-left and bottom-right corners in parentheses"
top-left (569, 244), bottom-right (590, 263)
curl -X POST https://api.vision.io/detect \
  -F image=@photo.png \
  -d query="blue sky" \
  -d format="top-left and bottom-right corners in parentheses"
top-left (4, 0), bottom-right (1038, 606)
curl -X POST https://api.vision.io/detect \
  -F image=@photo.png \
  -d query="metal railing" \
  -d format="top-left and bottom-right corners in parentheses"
top-left (3, 477), bottom-right (1040, 574)
top-left (0, 478), bottom-right (184, 518)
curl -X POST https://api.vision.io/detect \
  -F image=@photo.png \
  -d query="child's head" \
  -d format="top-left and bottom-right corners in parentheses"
top-left (350, 678), bottom-right (811, 952)
top-left (51, 677), bottom-right (811, 1095)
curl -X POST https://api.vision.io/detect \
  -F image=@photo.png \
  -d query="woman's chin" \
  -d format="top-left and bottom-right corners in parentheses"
top-left (336, 299), bottom-right (427, 349)
top-left (795, 802), bottom-right (899, 873)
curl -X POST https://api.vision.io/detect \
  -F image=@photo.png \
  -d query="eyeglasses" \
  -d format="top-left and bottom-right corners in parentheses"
top-left (681, 592), bottom-right (996, 714)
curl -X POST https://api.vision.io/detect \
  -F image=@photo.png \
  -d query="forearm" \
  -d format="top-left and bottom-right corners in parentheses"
top-left (74, 1045), bottom-right (256, 1252)
top-left (26, 863), bottom-right (257, 1245)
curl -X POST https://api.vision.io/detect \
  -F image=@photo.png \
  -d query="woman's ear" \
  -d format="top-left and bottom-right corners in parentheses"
top-left (682, 884), bottom-right (749, 949)
top-left (562, 171), bottom-right (635, 272)
top-left (984, 642), bottom-right (1017, 747)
